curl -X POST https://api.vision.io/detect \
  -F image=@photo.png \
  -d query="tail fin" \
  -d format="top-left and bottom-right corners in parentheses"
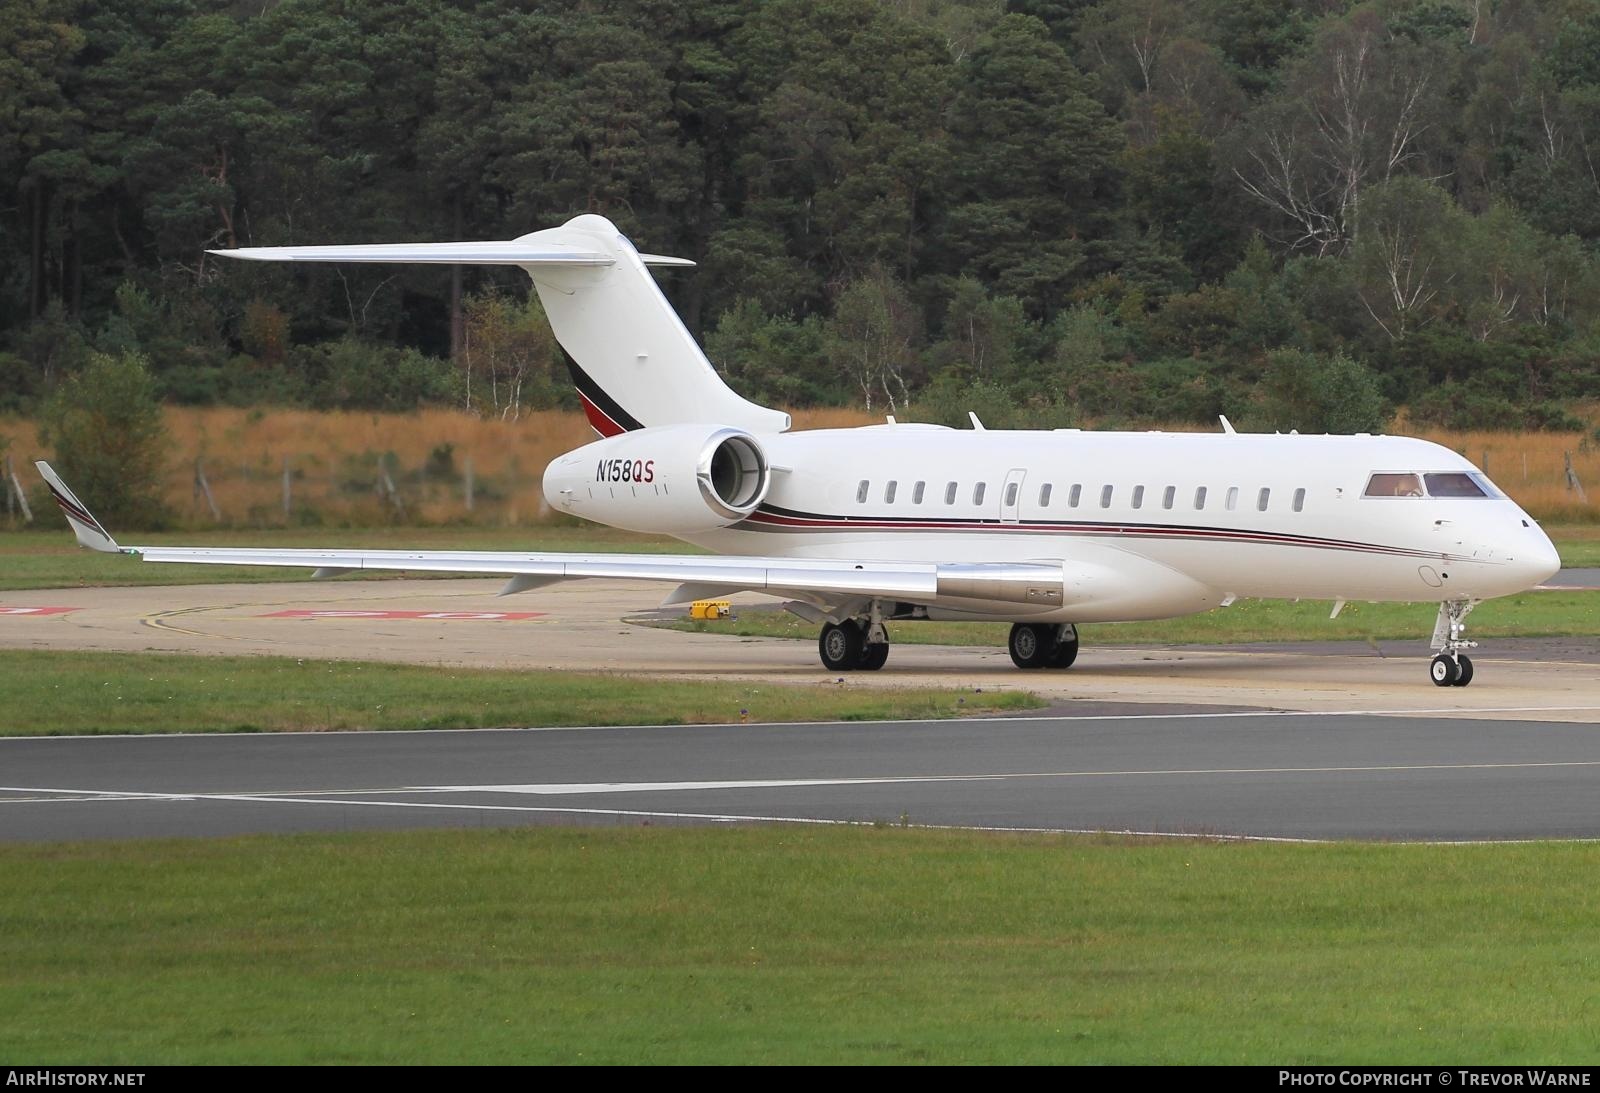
top-left (34, 461), bottom-right (122, 553)
top-left (211, 214), bottom-right (791, 436)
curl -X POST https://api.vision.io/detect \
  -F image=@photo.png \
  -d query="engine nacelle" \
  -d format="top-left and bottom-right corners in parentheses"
top-left (542, 424), bottom-right (771, 534)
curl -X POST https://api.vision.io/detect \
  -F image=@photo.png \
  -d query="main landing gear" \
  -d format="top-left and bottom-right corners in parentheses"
top-left (1428, 600), bottom-right (1477, 687)
top-left (1007, 623), bottom-right (1079, 670)
top-left (818, 619), bottom-right (889, 672)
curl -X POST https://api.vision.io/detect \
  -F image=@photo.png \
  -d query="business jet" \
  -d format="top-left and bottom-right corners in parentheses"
top-left (38, 214), bottom-right (1560, 686)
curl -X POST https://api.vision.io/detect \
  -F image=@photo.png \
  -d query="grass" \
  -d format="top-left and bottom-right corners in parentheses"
top-left (1553, 524), bottom-right (1600, 566)
top-left (0, 524), bottom-right (693, 591)
top-left (666, 589), bottom-right (1600, 648)
top-left (0, 650), bottom-right (1040, 736)
top-left (2, 827), bottom-right (1599, 1063)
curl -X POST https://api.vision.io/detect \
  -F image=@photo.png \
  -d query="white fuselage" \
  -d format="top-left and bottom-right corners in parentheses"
top-left (673, 425), bottom-right (1558, 622)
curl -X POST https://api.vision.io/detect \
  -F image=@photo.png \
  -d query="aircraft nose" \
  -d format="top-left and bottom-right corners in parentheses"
top-left (1509, 524), bottom-right (1561, 588)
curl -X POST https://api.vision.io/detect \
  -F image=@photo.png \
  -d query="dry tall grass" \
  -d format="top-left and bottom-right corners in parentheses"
top-left (2, 406), bottom-right (1595, 527)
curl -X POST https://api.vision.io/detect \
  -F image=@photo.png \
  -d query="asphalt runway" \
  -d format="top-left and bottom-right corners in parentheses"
top-left (5, 711), bottom-right (1600, 843)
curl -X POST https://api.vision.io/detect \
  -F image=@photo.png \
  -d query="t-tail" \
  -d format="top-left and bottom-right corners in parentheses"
top-left (210, 214), bottom-right (791, 436)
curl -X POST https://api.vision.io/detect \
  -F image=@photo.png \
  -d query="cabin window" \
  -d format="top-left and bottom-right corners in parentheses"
top-left (945, 482), bottom-right (957, 505)
top-left (1100, 485), bottom-right (1113, 508)
top-left (973, 482), bottom-right (987, 505)
top-left (913, 481), bottom-right (925, 504)
top-left (1257, 487), bottom-right (1271, 512)
top-left (1004, 482), bottom-right (1019, 507)
top-left (1364, 472), bottom-right (1424, 498)
top-left (1132, 485), bottom-right (1145, 509)
top-left (884, 480), bottom-right (897, 503)
top-left (1194, 486), bottom-right (1208, 510)
top-left (1424, 473), bottom-right (1491, 498)
top-left (1039, 483), bottom-right (1053, 507)
top-left (1069, 484), bottom-right (1082, 508)
top-left (1293, 487), bottom-right (1306, 512)
top-left (856, 480), bottom-right (869, 504)
top-left (1162, 486), bottom-right (1175, 510)
top-left (1226, 486), bottom-right (1239, 511)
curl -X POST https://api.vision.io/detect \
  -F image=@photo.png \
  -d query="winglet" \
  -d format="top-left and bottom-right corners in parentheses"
top-left (33, 462), bottom-right (122, 553)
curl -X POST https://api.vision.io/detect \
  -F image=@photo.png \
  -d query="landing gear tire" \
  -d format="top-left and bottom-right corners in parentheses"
top-left (1429, 600), bottom-right (1479, 687)
top-left (820, 621), bottom-right (865, 672)
top-left (1008, 623), bottom-right (1054, 669)
top-left (1049, 627), bottom-right (1079, 669)
top-left (1429, 654), bottom-right (1459, 687)
top-left (859, 639), bottom-right (889, 671)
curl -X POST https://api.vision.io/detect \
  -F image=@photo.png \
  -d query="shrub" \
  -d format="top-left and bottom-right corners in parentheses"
top-left (39, 350), bottom-right (171, 530)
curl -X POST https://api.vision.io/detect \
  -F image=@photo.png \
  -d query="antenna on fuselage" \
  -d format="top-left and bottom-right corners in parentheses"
top-left (968, 411), bottom-right (986, 431)
top-left (1219, 415), bottom-right (1236, 435)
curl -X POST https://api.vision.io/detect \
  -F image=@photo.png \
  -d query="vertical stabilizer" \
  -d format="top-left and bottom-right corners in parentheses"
top-left (209, 214), bottom-right (792, 436)
top-left (513, 215), bottom-right (790, 436)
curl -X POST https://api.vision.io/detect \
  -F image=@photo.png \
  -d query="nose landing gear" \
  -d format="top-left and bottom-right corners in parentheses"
top-left (1428, 600), bottom-right (1477, 687)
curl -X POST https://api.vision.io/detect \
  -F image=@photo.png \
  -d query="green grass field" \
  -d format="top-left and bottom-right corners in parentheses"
top-left (667, 589), bottom-right (1599, 648)
top-left (0, 650), bottom-right (1038, 735)
top-left (2, 826), bottom-right (1597, 1064)
top-left (1555, 524), bottom-right (1600, 566)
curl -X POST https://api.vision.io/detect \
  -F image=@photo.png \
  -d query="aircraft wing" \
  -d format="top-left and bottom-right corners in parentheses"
top-left (35, 462), bottom-right (1064, 609)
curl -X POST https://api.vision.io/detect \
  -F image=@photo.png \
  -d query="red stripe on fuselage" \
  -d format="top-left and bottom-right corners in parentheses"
top-left (738, 508), bottom-right (1447, 560)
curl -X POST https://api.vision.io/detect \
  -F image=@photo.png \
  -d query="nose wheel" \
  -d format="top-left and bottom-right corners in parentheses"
top-left (1429, 653), bottom-right (1474, 687)
top-left (1428, 601), bottom-right (1478, 687)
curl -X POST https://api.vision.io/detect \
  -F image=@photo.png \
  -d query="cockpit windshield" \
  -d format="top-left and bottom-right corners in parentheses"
top-left (1363, 472), bottom-right (1500, 499)
top-left (1424, 472), bottom-right (1496, 498)
top-left (1364, 473), bottom-right (1424, 497)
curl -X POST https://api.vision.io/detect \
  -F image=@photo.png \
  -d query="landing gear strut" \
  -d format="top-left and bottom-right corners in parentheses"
top-left (1428, 600), bottom-right (1477, 687)
top-left (1007, 623), bottom-right (1079, 670)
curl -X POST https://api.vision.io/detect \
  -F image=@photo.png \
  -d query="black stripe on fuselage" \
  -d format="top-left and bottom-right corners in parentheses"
top-left (565, 358), bottom-right (644, 433)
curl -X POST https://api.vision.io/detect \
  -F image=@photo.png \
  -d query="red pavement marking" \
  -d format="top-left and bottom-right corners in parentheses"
top-left (0, 606), bottom-right (81, 616)
top-left (260, 609), bottom-right (546, 621)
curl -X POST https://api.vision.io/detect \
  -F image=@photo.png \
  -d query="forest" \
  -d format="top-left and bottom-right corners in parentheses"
top-left (6, 0), bottom-right (1600, 434)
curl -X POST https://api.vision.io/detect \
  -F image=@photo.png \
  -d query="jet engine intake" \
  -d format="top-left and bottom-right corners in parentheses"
top-left (543, 424), bottom-right (771, 534)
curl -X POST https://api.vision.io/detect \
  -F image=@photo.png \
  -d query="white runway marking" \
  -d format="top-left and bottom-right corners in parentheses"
top-left (6, 772), bottom-right (1600, 844)
top-left (9, 754), bottom-right (1600, 807)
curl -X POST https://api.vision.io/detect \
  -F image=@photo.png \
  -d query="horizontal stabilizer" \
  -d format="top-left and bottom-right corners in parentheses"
top-left (209, 241), bottom-right (693, 268)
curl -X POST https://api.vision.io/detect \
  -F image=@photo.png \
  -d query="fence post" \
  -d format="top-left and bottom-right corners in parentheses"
top-left (464, 454), bottom-right (474, 513)
top-left (194, 458), bottom-right (221, 521)
top-left (379, 454), bottom-right (405, 514)
top-left (5, 456), bottom-right (32, 523)
top-left (282, 456), bottom-right (292, 520)
top-left (1565, 451), bottom-right (1588, 504)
